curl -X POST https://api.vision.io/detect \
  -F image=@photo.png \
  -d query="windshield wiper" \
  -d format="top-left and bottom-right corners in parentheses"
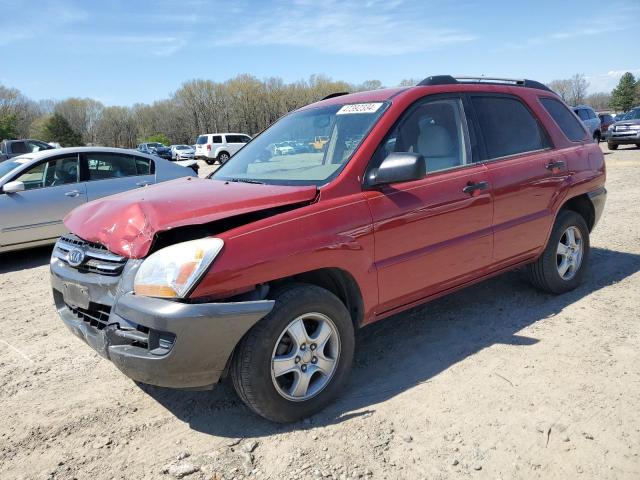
top-left (229, 178), bottom-right (265, 185)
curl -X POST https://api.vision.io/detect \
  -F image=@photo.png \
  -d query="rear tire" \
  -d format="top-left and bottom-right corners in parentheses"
top-left (231, 284), bottom-right (355, 423)
top-left (217, 152), bottom-right (230, 164)
top-left (527, 210), bottom-right (590, 294)
top-left (608, 142), bottom-right (618, 150)
top-left (593, 131), bottom-right (601, 143)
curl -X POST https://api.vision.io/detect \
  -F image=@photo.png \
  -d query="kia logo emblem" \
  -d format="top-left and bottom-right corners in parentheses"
top-left (67, 248), bottom-right (86, 267)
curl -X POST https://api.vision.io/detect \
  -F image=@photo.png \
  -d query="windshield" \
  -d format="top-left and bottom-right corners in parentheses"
top-left (213, 102), bottom-right (388, 186)
top-left (624, 108), bottom-right (640, 120)
top-left (176, 145), bottom-right (190, 150)
top-left (148, 142), bottom-right (164, 148)
top-left (0, 159), bottom-right (26, 179)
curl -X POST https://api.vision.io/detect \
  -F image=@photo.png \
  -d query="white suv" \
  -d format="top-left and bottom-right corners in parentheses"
top-left (195, 133), bottom-right (252, 164)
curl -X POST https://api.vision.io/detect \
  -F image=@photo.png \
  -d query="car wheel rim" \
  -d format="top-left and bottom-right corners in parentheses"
top-left (556, 226), bottom-right (583, 280)
top-left (220, 154), bottom-right (229, 162)
top-left (271, 312), bottom-right (340, 402)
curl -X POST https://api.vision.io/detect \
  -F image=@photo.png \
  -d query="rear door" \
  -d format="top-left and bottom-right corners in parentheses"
top-left (83, 152), bottom-right (154, 202)
top-left (469, 93), bottom-right (561, 268)
top-left (365, 94), bottom-right (494, 313)
top-left (0, 154), bottom-right (87, 248)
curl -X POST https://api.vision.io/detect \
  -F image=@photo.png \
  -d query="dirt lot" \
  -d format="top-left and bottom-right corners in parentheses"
top-left (1, 146), bottom-right (639, 480)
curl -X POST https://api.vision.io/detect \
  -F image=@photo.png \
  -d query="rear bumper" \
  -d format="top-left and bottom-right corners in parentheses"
top-left (588, 186), bottom-right (607, 229)
top-left (51, 259), bottom-right (273, 389)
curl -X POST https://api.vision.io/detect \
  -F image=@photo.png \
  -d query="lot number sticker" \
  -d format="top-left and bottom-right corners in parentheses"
top-left (337, 103), bottom-right (383, 115)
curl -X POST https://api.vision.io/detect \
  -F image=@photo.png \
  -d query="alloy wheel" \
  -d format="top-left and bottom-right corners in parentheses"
top-left (271, 313), bottom-right (340, 402)
top-left (556, 226), bottom-right (584, 280)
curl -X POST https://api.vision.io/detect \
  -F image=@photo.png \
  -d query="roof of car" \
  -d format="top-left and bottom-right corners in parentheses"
top-left (13, 146), bottom-right (151, 162)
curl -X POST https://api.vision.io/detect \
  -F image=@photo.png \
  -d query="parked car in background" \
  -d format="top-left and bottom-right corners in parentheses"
top-left (195, 133), bottom-right (251, 165)
top-left (572, 105), bottom-right (601, 142)
top-left (598, 113), bottom-right (616, 140)
top-left (171, 144), bottom-right (195, 160)
top-left (270, 142), bottom-right (295, 156)
top-left (138, 142), bottom-right (172, 161)
top-left (1, 139), bottom-right (54, 161)
top-left (0, 147), bottom-right (195, 253)
top-left (607, 106), bottom-right (640, 150)
top-left (52, 75), bottom-right (605, 422)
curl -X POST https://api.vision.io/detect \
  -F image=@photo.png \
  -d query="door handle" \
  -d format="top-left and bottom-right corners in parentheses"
top-left (546, 160), bottom-right (565, 171)
top-left (462, 181), bottom-right (489, 196)
top-left (64, 190), bottom-right (81, 197)
top-left (136, 181), bottom-right (152, 187)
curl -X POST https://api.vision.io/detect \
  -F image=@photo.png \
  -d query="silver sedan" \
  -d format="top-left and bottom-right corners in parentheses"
top-left (0, 147), bottom-right (196, 253)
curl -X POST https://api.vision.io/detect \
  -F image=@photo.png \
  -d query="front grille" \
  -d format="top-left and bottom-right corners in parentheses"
top-left (66, 301), bottom-right (112, 330)
top-left (53, 235), bottom-right (127, 276)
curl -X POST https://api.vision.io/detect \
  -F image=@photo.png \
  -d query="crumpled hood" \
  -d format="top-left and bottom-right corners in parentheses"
top-left (64, 177), bottom-right (317, 258)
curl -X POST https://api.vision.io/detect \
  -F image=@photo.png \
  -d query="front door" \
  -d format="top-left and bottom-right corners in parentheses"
top-left (365, 95), bottom-right (494, 314)
top-left (0, 154), bottom-right (87, 248)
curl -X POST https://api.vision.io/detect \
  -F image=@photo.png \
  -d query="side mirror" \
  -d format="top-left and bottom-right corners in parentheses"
top-left (368, 152), bottom-right (426, 187)
top-left (2, 180), bottom-right (25, 194)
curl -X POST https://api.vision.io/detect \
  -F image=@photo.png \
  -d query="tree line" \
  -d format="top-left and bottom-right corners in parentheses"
top-left (1, 73), bottom-right (639, 148)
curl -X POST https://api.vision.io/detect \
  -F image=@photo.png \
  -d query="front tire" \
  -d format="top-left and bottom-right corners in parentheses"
top-left (527, 210), bottom-right (590, 294)
top-left (231, 284), bottom-right (355, 423)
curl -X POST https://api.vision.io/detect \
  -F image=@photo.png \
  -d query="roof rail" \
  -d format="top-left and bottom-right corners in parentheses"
top-left (322, 92), bottom-right (350, 100)
top-left (417, 75), bottom-right (552, 92)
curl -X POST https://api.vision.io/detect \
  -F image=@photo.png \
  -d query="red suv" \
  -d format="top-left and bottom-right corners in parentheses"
top-left (51, 76), bottom-right (606, 422)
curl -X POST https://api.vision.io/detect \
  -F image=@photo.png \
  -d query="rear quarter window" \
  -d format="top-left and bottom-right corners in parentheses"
top-left (540, 97), bottom-right (587, 142)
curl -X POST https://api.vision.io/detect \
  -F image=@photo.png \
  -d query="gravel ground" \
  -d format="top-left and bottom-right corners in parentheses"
top-left (1, 146), bottom-right (639, 480)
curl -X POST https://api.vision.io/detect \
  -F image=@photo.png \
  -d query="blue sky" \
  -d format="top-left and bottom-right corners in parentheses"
top-left (0, 0), bottom-right (638, 105)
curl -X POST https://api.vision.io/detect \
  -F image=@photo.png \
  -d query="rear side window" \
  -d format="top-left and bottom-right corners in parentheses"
top-left (540, 97), bottom-right (587, 142)
top-left (575, 109), bottom-right (589, 121)
top-left (212, 135), bottom-right (222, 144)
top-left (472, 96), bottom-right (549, 159)
top-left (86, 153), bottom-right (139, 180)
top-left (10, 142), bottom-right (28, 154)
top-left (134, 156), bottom-right (154, 175)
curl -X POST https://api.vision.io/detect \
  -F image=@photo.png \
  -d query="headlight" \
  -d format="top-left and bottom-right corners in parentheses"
top-left (134, 238), bottom-right (224, 298)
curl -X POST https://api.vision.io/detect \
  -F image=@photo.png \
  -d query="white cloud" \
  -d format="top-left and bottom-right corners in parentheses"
top-left (71, 35), bottom-right (188, 57)
top-left (586, 69), bottom-right (640, 93)
top-left (0, 0), bottom-right (87, 46)
top-left (505, 2), bottom-right (639, 50)
top-left (212, 0), bottom-right (477, 55)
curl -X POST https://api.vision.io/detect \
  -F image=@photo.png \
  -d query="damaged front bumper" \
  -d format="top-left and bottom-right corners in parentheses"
top-left (51, 249), bottom-right (273, 389)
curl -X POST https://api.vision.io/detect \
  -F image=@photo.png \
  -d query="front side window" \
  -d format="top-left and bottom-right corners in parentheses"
top-left (540, 97), bottom-right (587, 142)
top-left (370, 97), bottom-right (469, 175)
top-left (15, 155), bottom-right (79, 190)
top-left (213, 102), bottom-right (388, 186)
top-left (25, 140), bottom-right (53, 152)
top-left (472, 96), bottom-right (549, 159)
top-left (86, 153), bottom-right (138, 180)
